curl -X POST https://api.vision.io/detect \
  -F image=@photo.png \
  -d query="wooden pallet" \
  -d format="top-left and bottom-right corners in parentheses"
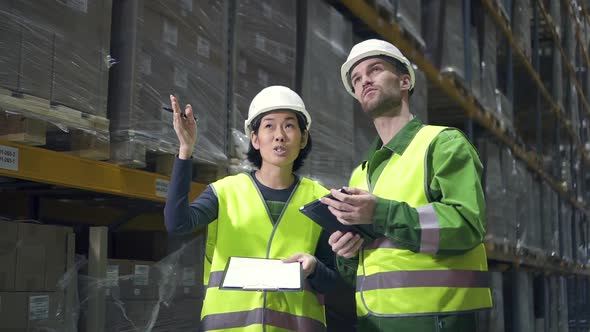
top-left (0, 89), bottom-right (110, 160)
top-left (0, 88), bottom-right (109, 133)
top-left (111, 134), bottom-right (227, 183)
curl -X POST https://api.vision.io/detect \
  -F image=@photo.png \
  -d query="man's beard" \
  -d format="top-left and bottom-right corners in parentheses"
top-left (361, 90), bottom-right (401, 119)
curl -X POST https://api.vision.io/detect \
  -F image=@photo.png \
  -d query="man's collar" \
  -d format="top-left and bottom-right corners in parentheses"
top-left (364, 117), bottom-right (424, 159)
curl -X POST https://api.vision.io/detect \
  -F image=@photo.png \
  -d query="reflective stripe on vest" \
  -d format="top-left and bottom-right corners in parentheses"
top-left (201, 308), bottom-right (326, 332)
top-left (201, 173), bottom-right (328, 331)
top-left (350, 125), bottom-right (492, 317)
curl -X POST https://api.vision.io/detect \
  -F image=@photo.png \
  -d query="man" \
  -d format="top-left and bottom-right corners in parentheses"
top-left (321, 39), bottom-right (492, 331)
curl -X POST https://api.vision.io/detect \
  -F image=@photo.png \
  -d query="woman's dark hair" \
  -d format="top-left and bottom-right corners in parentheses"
top-left (246, 111), bottom-right (312, 171)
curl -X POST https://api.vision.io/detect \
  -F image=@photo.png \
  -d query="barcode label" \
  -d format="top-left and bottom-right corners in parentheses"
top-left (66, 0), bottom-right (88, 13)
top-left (106, 265), bottom-right (119, 287)
top-left (197, 36), bottom-right (211, 59)
top-left (182, 267), bottom-right (196, 286)
top-left (163, 20), bottom-right (178, 46)
top-left (29, 295), bottom-right (49, 321)
top-left (174, 67), bottom-right (188, 88)
top-left (155, 179), bottom-right (169, 198)
top-left (0, 145), bottom-right (18, 171)
top-left (134, 264), bottom-right (150, 286)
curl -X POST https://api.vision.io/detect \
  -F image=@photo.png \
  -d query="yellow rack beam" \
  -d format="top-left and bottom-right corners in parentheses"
top-left (486, 240), bottom-right (590, 276)
top-left (486, 0), bottom-right (590, 169)
top-left (543, 0), bottom-right (590, 121)
top-left (0, 140), bottom-right (206, 202)
top-left (339, 0), bottom-right (589, 217)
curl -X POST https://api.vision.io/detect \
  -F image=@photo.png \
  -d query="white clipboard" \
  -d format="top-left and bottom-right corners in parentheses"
top-left (220, 257), bottom-right (303, 291)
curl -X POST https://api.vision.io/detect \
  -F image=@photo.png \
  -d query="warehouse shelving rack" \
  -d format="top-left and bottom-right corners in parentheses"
top-left (337, 0), bottom-right (589, 277)
top-left (0, 140), bottom-right (205, 203)
top-left (0, 0), bottom-right (588, 330)
top-left (0, 0), bottom-right (587, 275)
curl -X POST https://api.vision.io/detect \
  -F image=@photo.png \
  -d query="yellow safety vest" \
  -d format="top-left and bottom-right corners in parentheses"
top-left (349, 125), bottom-right (492, 317)
top-left (201, 173), bottom-right (329, 331)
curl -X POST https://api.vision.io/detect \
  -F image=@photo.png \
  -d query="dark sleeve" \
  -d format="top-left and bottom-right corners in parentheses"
top-left (335, 255), bottom-right (359, 287)
top-left (164, 157), bottom-right (219, 234)
top-left (307, 230), bottom-right (342, 294)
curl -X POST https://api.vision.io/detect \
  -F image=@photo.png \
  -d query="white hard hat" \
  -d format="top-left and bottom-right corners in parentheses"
top-left (244, 85), bottom-right (312, 134)
top-left (340, 39), bottom-right (415, 99)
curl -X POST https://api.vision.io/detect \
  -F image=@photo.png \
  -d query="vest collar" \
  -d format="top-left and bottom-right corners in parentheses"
top-left (361, 117), bottom-right (425, 169)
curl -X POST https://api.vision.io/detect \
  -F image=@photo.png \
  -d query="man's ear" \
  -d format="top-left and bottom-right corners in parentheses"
top-left (400, 75), bottom-right (411, 92)
top-left (251, 131), bottom-right (260, 150)
top-left (300, 130), bottom-right (309, 149)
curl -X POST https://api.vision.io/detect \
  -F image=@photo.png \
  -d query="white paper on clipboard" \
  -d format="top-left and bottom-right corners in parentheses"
top-left (221, 257), bottom-right (302, 291)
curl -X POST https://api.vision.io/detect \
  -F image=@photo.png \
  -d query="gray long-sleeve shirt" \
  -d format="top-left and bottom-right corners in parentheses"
top-left (163, 157), bottom-right (339, 293)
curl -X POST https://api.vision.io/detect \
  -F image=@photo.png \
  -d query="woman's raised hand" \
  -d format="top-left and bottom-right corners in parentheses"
top-left (170, 94), bottom-right (197, 159)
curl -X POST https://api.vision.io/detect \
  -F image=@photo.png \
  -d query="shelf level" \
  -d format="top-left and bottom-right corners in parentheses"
top-left (0, 140), bottom-right (206, 202)
top-left (338, 0), bottom-right (589, 217)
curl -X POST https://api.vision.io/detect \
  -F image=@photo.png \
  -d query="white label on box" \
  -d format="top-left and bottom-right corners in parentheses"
top-left (174, 66), bottom-right (188, 88)
top-left (180, 0), bottom-right (193, 12)
top-left (197, 36), bottom-right (211, 59)
top-left (262, 3), bottom-right (272, 19)
top-left (134, 288), bottom-right (141, 296)
top-left (107, 265), bottom-right (119, 287)
top-left (139, 54), bottom-right (152, 75)
top-left (155, 179), bottom-right (169, 198)
top-left (275, 48), bottom-right (287, 64)
top-left (257, 69), bottom-right (269, 87)
top-left (163, 20), bottom-right (178, 46)
top-left (238, 58), bottom-right (247, 74)
top-left (255, 34), bottom-right (266, 52)
top-left (182, 267), bottom-right (196, 286)
top-left (134, 264), bottom-right (150, 286)
top-left (0, 145), bottom-right (18, 171)
top-left (29, 295), bottom-right (49, 321)
top-left (66, 0), bottom-right (88, 13)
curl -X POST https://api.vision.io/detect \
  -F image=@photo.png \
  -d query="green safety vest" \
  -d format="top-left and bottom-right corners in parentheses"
top-left (201, 173), bottom-right (329, 331)
top-left (349, 125), bottom-right (492, 317)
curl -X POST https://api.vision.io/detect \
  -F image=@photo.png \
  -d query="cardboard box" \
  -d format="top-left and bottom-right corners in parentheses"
top-left (0, 292), bottom-right (28, 331)
top-left (105, 300), bottom-right (149, 331)
top-left (44, 226), bottom-right (70, 291)
top-left (107, 259), bottom-right (159, 300)
top-left (0, 221), bottom-right (18, 291)
top-left (176, 266), bottom-right (203, 300)
top-left (15, 223), bottom-right (71, 292)
top-left (15, 224), bottom-right (47, 291)
top-left (0, 292), bottom-right (64, 331)
top-left (154, 299), bottom-right (202, 330)
top-left (109, 0), bottom-right (227, 164)
top-left (0, 8), bottom-right (20, 92)
top-left (8, 1), bottom-right (53, 100)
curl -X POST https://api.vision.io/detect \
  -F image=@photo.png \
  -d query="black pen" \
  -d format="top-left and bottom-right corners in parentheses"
top-left (163, 106), bottom-right (197, 120)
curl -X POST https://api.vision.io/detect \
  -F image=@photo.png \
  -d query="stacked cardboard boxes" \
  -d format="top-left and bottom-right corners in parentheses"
top-left (231, 0), bottom-right (297, 159)
top-left (0, 0), bottom-right (111, 116)
top-left (109, 0), bottom-right (227, 166)
top-left (0, 221), bottom-right (75, 331)
top-left (301, 0), bottom-right (354, 188)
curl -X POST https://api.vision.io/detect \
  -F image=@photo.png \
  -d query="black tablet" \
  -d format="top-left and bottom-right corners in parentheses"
top-left (299, 191), bottom-right (378, 239)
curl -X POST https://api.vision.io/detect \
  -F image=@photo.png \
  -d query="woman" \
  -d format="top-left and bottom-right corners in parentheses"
top-left (164, 86), bottom-right (338, 331)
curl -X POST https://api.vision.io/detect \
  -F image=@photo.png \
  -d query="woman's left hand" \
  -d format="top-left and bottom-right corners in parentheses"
top-left (283, 253), bottom-right (318, 278)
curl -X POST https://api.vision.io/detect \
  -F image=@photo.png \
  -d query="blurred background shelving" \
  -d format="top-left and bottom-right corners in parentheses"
top-left (0, 0), bottom-right (589, 331)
